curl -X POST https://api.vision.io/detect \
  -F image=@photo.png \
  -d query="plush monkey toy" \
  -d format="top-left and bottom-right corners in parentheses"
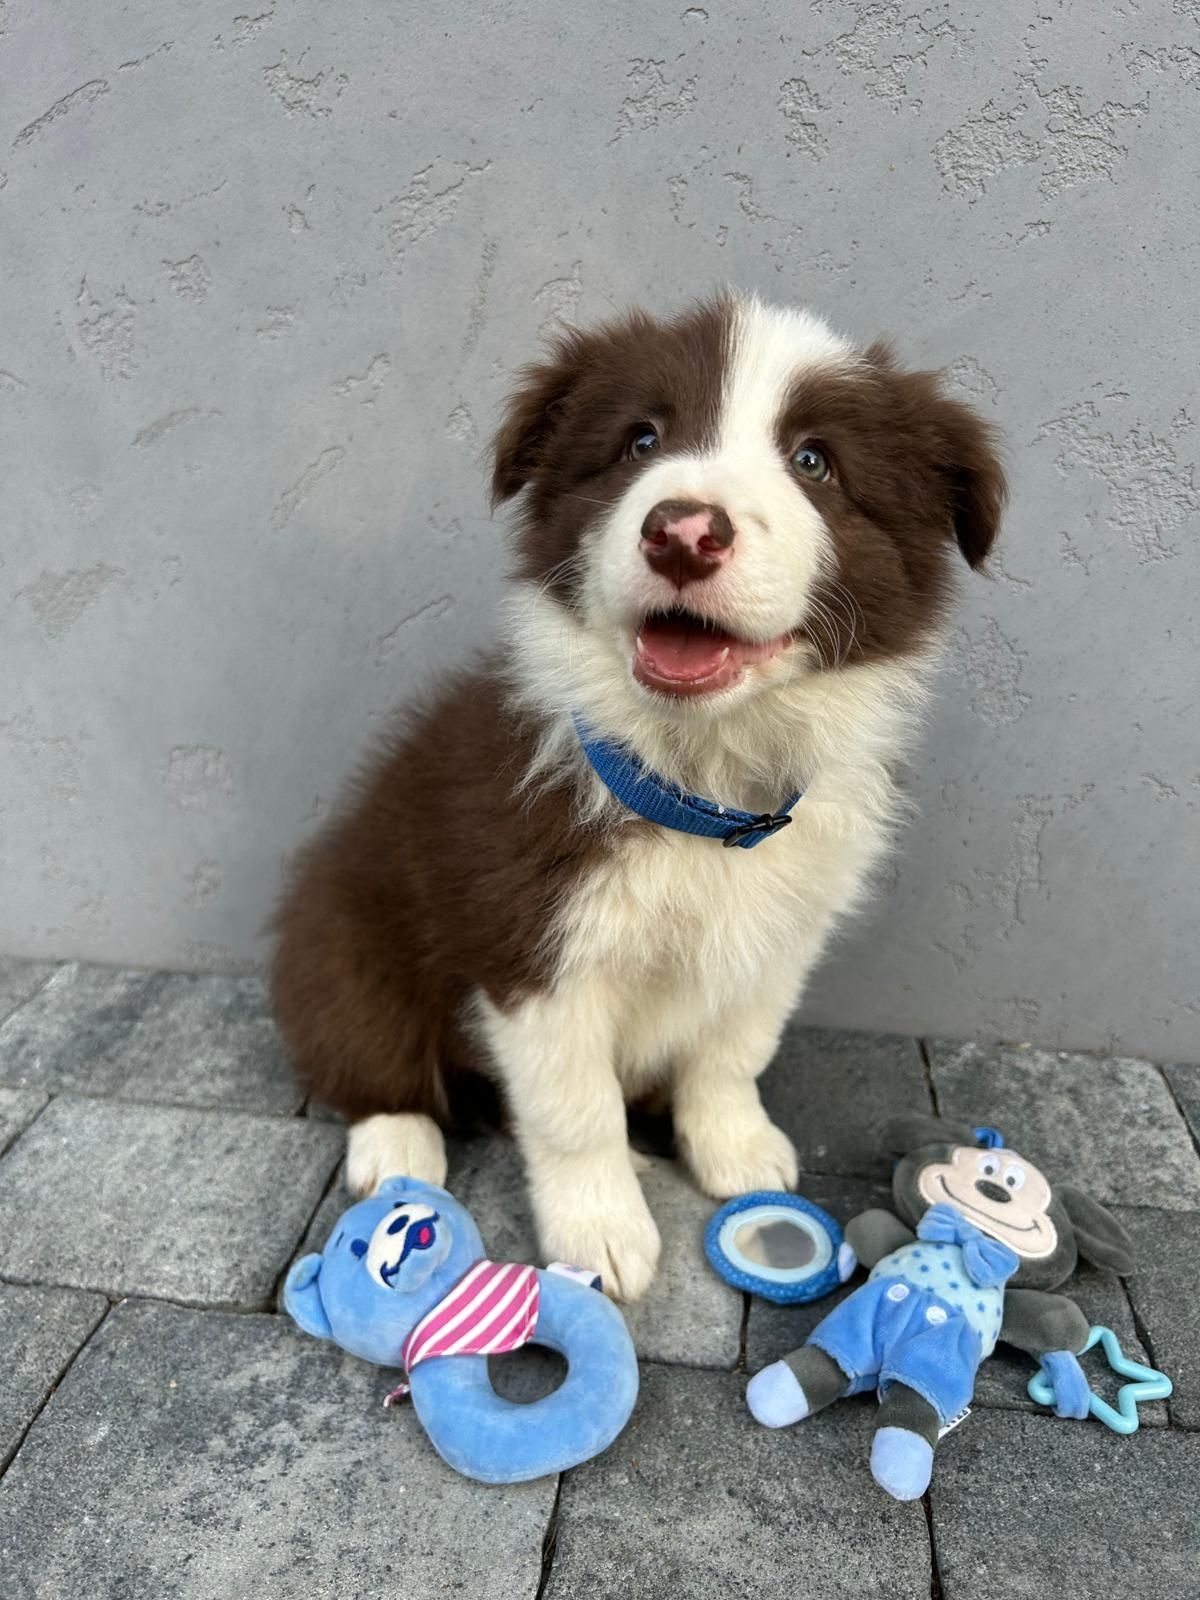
top-left (746, 1114), bottom-right (1134, 1500)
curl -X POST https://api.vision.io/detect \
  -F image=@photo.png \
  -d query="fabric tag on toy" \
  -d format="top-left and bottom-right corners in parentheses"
top-left (937, 1404), bottom-right (971, 1440)
top-left (547, 1262), bottom-right (603, 1291)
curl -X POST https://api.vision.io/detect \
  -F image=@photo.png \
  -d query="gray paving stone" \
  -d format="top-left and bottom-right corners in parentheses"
top-left (0, 1097), bottom-right (340, 1306)
top-left (1120, 1206), bottom-right (1200, 1431)
top-left (0, 963), bottom-right (301, 1113)
top-left (0, 1283), bottom-right (107, 1470)
top-left (545, 1362), bottom-right (929, 1599)
top-left (1163, 1059), bottom-right (1200, 1150)
top-left (303, 1097), bottom-right (343, 1122)
top-left (932, 1409), bottom-right (1200, 1600)
top-left (0, 1299), bottom-right (554, 1600)
top-left (928, 1040), bottom-right (1200, 1210)
top-left (759, 1024), bottom-right (931, 1178)
top-left (451, 1134), bottom-right (742, 1369)
top-left (294, 1162), bottom-right (350, 1261)
top-left (0, 958), bottom-right (58, 1024)
top-left (0, 1088), bottom-right (47, 1156)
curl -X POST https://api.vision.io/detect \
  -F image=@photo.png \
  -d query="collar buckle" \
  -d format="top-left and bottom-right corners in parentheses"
top-left (721, 812), bottom-right (794, 849)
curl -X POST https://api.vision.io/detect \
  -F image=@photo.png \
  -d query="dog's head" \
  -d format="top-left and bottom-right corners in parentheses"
top-left (492, 295), bottom-right (1004, 727)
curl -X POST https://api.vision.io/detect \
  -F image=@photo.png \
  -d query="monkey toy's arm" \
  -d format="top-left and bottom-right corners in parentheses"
top-left (1000, 1289), bottom-right (1091, 1419)
top-left (843, 1209), bottom-right (916, 1271)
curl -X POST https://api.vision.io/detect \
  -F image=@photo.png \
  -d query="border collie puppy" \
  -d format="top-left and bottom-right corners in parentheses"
top-left (271, 294), bottom-right (1004, 1300)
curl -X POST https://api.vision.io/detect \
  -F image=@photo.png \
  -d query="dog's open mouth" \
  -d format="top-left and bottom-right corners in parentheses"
top-left (633, 609), bottom-right (788, 698)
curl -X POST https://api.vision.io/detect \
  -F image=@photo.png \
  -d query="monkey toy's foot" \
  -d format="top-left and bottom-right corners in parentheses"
top-left (746, 1361), bottom-right (812, 1427)
top-left (870, 1426), bottom-right (934, 1500)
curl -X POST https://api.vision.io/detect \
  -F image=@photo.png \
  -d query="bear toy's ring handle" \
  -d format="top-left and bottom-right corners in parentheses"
top-left (406, 1269), bottom-right (638, 1483)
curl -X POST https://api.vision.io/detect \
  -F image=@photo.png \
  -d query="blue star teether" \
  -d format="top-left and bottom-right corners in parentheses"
top-left (1027, 1324), bottom-right (1173, 1435)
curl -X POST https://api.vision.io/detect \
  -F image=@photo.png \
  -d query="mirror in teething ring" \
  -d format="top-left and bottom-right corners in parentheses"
top-left (705, 1191), bottom-right (844, 1304)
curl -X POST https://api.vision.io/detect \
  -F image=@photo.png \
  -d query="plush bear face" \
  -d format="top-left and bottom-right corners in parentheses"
top-left (283, 1178), bottom-right (484, 1366)
top-left (916, 1143), bottom-right (1058, 1262)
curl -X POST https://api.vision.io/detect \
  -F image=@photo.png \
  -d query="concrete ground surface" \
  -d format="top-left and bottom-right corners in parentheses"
top-left (0, 956), bottom-right (1196, 1599)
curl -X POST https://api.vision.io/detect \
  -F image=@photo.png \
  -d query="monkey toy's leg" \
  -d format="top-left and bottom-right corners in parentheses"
top-left (870, 1383), bottom-right (940, 1501)
top-left (746, 1346), bottom-right (850, 1427)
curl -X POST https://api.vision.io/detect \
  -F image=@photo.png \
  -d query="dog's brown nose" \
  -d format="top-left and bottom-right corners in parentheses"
top-left (640, 500), bottom-right (734, 590)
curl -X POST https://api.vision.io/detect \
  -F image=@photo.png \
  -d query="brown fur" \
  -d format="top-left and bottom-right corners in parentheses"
top-left (270, 671), bottom-right (632, 1121)
top-left (777, 346), bottom-right (1006, 665)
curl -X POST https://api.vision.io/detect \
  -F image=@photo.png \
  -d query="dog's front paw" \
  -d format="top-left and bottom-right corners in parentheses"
top-left (680, 1113), bottom-right (799, 1199)
top-left (533, 1156), bottom-right (661, 1302)
top-left (346, 1113), bottom-right (447, 1197)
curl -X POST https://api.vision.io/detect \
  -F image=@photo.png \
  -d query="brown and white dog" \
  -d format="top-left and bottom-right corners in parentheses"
top-left (271, 294), bottom-right (1005, 1300)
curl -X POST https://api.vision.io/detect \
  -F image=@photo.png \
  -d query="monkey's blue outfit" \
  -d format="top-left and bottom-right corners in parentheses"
top-left (806, 1203), bottom-right (1020, 1426)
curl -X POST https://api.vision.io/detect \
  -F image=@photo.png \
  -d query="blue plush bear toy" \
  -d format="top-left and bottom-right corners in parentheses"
top-left (283, 1177), bottom-right (639, 1485)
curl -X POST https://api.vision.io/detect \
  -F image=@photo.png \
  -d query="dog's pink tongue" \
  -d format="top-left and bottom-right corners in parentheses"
top-left (640, 615), bottom-right (732, 678)
top-left (634, 614), bottom-right (742, 697)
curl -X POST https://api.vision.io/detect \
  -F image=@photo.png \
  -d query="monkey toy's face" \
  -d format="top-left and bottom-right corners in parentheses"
top-left (917, 1144), bottom-right (1058, 1261)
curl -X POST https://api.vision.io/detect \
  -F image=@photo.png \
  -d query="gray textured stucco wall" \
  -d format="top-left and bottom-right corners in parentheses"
top-left (3, 3), bottom-right (1198, 1061)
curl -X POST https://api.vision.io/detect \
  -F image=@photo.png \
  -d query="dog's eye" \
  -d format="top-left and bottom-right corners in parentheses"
top-left (790, 442), bottom-right (831, 482)
top-left (628, 425), bottom-right (660, 461)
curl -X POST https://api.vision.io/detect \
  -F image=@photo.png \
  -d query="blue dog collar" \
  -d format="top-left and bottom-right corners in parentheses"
top-left (573, 717), bottom-right (803, 849)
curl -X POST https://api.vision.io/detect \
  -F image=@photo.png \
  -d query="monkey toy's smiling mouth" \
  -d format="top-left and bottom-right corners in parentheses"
top-left (937, 1175), bottom-right (1042, 1236)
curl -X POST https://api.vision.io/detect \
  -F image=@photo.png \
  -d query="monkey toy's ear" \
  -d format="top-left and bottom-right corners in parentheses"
top-left (1058, 1186), bottom-right (1135, 1275)
top-left (880, 1114), bottom-right (981, 1157)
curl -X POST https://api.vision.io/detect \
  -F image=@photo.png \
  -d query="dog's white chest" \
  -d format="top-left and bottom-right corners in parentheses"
top-left (553, 804), bottom-right (883, 1083)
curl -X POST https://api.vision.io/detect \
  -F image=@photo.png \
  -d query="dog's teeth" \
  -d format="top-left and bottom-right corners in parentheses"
top-left (716, 647), bottom-right (730, 664)
top-left (635, 634), bottom-right (646, 656)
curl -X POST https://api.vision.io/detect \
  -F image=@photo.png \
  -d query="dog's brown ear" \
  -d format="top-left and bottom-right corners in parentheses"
top-left (864, 345), bottom-right (1007, 570)
top-left (934, 390), bottom-right (1007, 570)
top-left (490, 331), bottom-right (588, 506)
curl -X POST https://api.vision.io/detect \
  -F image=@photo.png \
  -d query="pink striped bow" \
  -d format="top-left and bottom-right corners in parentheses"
top-left (385, 1261), bottom-right (540, 1403)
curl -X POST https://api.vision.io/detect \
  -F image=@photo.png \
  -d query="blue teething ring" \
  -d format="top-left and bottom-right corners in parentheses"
top-left (705, 1190), bottom-right (844, 1304)
top-left (1027, 1324), bottom-right (1173, 1435)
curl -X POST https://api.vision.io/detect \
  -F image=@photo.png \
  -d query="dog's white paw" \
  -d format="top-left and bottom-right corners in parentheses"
top-left (346, 1113), bottom-right (447, 1197)
top-left (680, 1113), bottom-right (798, 1199)
top-left (533, 1156), bottom-right (661, 1302)
top-left (540, 1203), bottom-right (662, 1304)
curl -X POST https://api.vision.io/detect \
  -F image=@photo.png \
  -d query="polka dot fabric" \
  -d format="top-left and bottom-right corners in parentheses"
top-left (870, 1241), bottom-right (1004, 1355)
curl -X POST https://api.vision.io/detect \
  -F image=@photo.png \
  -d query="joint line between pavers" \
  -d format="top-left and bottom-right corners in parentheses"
top-left (268, 1157), bottom-right (346, 1312)
top-left (0, 965), bottom-right (63, 1030)
top-left (534, 1473), bottom-right (565, 1600)
top-left (922, 1489), bottom-right (943, 1600)
top-left (0, 1299), bottom-right (111, 1482)
top-left (0, 1083), bottom-right (304, 1120)
top-left (0, 1094), bottom-right (54, 1161)
top-left (1158, 1063), bottom-right (1200, 1168)
top-left (918, 1038), bottom-right (941, 1115)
